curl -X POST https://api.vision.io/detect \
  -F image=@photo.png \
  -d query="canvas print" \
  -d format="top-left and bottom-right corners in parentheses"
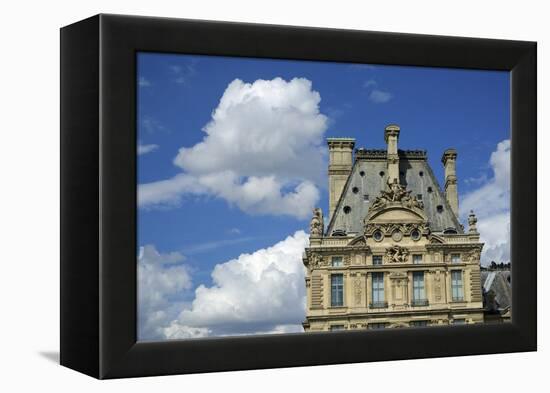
top-left (137, 53), bottom-right (511, 341)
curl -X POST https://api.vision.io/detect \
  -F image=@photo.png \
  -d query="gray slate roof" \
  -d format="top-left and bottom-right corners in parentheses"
top-left (326, 149), bottom-right (463, 235)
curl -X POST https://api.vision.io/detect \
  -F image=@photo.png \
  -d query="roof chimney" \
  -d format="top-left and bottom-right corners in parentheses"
top-left (442, 148), bottom-right (459, 217)
top-left (384, 124), bottom-right (400, 184)
top-left (327, 137), bottom-right (355, 222)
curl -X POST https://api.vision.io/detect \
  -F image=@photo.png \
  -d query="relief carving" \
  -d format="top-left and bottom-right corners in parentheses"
top-left (353, 274), bottom-right (362, 305)
top-left (434, 271), bottom-right (442, 301)
top-left (384, 245), bottom-right (410, 263)
top-left (369, 180), bottom-right (424, 212)
top-left (308, 253), bottom-right (326, 269)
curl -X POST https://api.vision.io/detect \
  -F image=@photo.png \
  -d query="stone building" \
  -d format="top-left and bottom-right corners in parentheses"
top-left (303, 125), bottom-right (485, 331)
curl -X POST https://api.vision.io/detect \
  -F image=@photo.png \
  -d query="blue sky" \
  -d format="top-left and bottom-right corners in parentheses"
top-left (136, 52), bottom-right (510, 340)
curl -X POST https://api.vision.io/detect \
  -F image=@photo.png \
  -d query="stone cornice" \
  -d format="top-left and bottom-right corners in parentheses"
top-left (426, 243), bottom-right (484, 250)
top-left (306, 306), bottom-right (484, 320)
top-left (305, 245), bottom-right (371, 253)
top-left (354, 149), bottom-right (427, 161)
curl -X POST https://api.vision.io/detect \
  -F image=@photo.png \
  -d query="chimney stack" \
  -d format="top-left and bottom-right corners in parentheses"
top-left (384, 124), bottom-right (400, 184)
top-left (327, 138), bottom-right (355, 221)
top-left (442, 148), bottom-right (459, 217)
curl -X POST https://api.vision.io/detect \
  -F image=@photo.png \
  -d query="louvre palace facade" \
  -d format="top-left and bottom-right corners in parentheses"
top-left (303, 125), bottom-right (485, 331)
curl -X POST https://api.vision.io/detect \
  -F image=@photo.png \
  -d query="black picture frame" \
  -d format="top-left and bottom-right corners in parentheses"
top-left (60, 14), bottom-right (536, 379)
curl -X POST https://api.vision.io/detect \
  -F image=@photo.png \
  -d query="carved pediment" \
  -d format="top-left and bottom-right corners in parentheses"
top-left (429, 234), bottom-right (445, 244)
top-left (348, 235), bottom-right (367, 246)
top-left (367, 205), bottom-right (427, 223)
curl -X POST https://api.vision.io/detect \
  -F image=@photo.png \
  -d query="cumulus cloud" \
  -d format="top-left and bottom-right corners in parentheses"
top-left (138, 244), bottom-right (192, 340)
top-left (138, 77), bottom-right (328, 219)
top-left (460, 139), bottom-right (510, 265)
top-left (163, 230), bottom-right (308, 338)
top-left (137, 143), bottom-right (159, 155)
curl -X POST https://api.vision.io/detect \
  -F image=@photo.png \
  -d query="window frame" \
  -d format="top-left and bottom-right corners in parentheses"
top-left (330, 273), bottom-right (344, 307)
top-left (451, 270), bottom-right (464, 301)
top-left (331, 256), bottom-right (343, 267)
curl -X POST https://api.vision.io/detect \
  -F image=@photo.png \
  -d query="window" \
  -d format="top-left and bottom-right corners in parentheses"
top-left (427, 186), bottom-right (433, 193)
top-left (412, 271), bottom-right (427, 306)
top-left (451, 271), bottom-right (464, 301)
top-left (417, 194), bottom-right (423, 200)
top-left (410, 320), bottom-right (428, 327)
top-left (352, 186), bottom-right (359, 194)
top-left (451, 253), bottom-right (461, 263)
top-left (452, 318), bottom-right (466, 324)
top-left (363, 194), bottom-right (369, 202)
top-left (359, 170), bottom-right (365, 177)
top-left (343, 206), bottom-right (351, 214)
top-left (331, 256), bottom-right (343, 267)
top-left (372, 255), bottom-right (383, 265)
top-left (413, 254), bottom-right (422, 264)
top-left (419, 171), bottom-right (424, 177)
top-left (436, 205), bottom-right (444, 213)
top-left (373, 231), bottom-right (383, 242)
top-left (330, 325), bottom-right (345, 331)
top-left (371, 272), bottom-right (385, 307)
top-left (368, 322), bottom-right (388, 330)
top-left (379, 171), bottom-right (385, 177)
top-left (411, 229), bottom-right (421, 241)
top-left (331, 274), bottom-right (344, 307)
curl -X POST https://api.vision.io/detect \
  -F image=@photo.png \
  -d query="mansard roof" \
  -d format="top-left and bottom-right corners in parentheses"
top-left (326, 149), bottom-right (463, 235)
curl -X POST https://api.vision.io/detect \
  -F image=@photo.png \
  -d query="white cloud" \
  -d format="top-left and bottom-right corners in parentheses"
top-left (460, 139), bottom-right (510, 265)
top-left (169, 62), bottom-right (196, 84)
top-left (140, 116), bottom-right (168, 134)
top-left (161, 323), bottom-right (211, 340)
top-left (139, 77), bottom-right (151, 87)
top-left (137, 143), bottom-right (159, 155)
top-left (138, 244), bottom-right (192, 340)
top-left (363, 79), bottom-right (377, 89)
top-left (138, 77), bottom-right (328, 219)
top-left (163, 230), bottom-right (308, 338)
top-left (369, 89), bottom-right (393, 103)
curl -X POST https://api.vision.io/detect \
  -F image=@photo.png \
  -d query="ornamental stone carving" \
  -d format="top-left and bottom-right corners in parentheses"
top-left (353, 275), bottom-right (362, 305)
top-left (468, 210), bottom-right (478, 233)
top-left (309, 208), bottom-right (324, 237)
top-left (384, 245), bottom-right (410, 263)
top-left (467, 248), bottom-right (481, 263)
top-left (307, 252), bottom-right (326, 269)
top-left (369, 180), bottom-right (424, 212)
top-left (364, 222), bottom-right (429, 237)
